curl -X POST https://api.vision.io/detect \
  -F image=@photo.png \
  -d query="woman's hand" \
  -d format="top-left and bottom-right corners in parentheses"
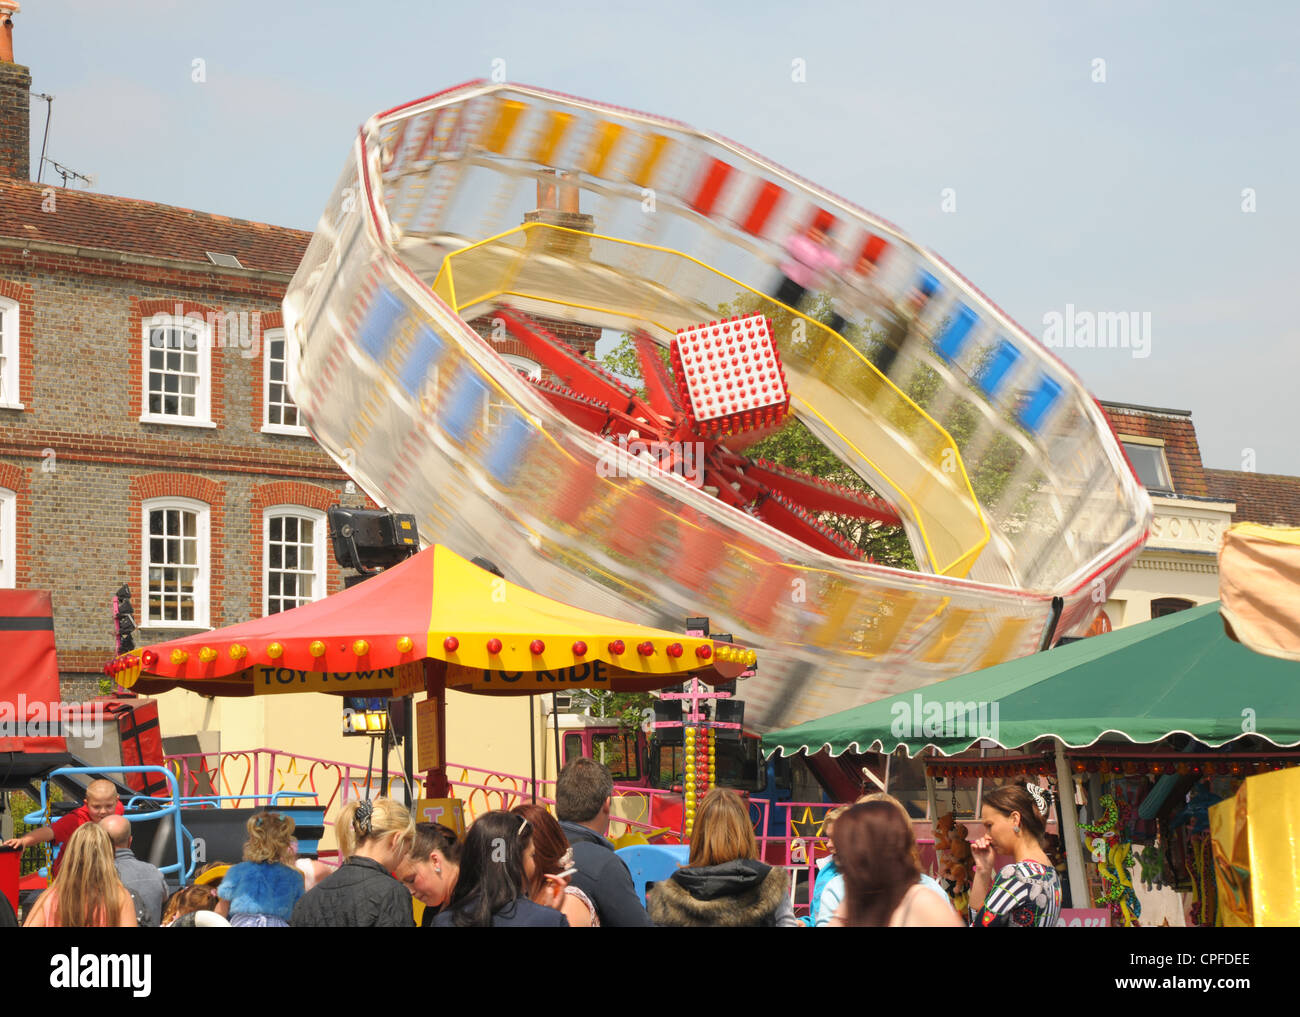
top-left (970, 834), bottom-right (996, 875)
top-left (535, 871), bottom-right (572, 911)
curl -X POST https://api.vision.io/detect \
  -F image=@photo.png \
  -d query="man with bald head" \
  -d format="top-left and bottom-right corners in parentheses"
top-left (3, 778), bottom-right (123, 877)
top-left (103, 814), bottom-right (167, 926)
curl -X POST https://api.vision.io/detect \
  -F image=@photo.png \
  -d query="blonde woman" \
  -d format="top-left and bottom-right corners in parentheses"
top-left (22, 823), bottom-right (137, 928)
top-left (215, 811), bottom-right (305, 927)
top-left (648, 788), bottom-right (799, 927)
top-left (290, 797), bottom-right (415, 927)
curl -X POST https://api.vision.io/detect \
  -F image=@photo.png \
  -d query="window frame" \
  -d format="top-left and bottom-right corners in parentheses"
top-left (261, 327), bottom-right (310, 436)
top-left (1151, 597), bottom-right (1195, 620)
top-left (139, 313), bottom-right (215, 428)
top-left (1119, 435), bottom-right (1174, 495)
top-left (500, 353), bottom-right (542, 382)
top-left (0, 487), bottom-right (15, 587)
top-left (0, 297), bottom-right (22, 410)
top-left (141, 496), bottom-right (210, 629)
top-left (262, 505), bottom-right (328, 617)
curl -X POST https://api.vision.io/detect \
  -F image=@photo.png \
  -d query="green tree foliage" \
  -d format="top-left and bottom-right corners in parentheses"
top-left (570, 690), bottom-right (653, 736)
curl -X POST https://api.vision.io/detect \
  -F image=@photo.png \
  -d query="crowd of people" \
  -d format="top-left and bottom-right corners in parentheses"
top-left (3, 761), bottom-right (1061, 928)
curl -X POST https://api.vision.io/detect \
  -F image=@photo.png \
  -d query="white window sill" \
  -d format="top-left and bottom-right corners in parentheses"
top-left (141, 622), bottom-right (212, 632)
top-left (139, 415), bottom-right (217, 429)
top-left (0, 402), bottom-right (25, 411)
top-left (261, 423), bottom-right (312, 437)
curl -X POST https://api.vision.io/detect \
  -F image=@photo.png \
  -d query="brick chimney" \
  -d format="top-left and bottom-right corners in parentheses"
top-left (0, 2), bottom-right (31, 181)
top-left (467, 170), bottom-right (602, 360)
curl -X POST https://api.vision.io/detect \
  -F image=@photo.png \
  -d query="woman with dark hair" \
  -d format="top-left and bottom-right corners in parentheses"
top-left (831, 802), bottom-right (962, 927)
top-left (968, 781), bottom-right (1061, 928)
top-left (647, 788), bottom-right (799, 927)
top-left (433, 811), bottom-right (568, 927)
top-left (398, 822), bottom-right (463, 926)
top-left (511, 803), bottom-right (595, 927)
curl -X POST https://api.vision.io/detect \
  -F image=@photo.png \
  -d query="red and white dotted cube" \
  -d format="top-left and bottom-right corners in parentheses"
top-left (671, 314), bottom-right (790, 439)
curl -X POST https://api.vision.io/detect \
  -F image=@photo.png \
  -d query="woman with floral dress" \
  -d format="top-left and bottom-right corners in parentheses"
top-left (969, 782), bottom-right (1062, 927)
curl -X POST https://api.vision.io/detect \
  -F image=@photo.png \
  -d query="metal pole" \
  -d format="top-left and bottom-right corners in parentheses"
top-left (529, 696), bottom-right (538, 803)
top-left (552, 693), bottom-right (562, 791)
top-left (403, 695), bottom-right (414, 802)
top-left (1053, 738), bottom-right (1089, 911)
top-left (925, 754), bottom-right (940, 821)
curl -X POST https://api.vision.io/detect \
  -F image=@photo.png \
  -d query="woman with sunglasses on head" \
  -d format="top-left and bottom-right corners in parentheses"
top-left (968, 781), bottom-right (1061, 928)
top-left (434, 810), bottom-right (569, 927)
top-left (291, 797), bottom-right (415, 927)
top-left (512, 803), bottom-right (596, 927)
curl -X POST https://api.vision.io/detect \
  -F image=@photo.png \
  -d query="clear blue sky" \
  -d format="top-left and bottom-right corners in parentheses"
top-left (17, 0), bottom-right (1300, 476)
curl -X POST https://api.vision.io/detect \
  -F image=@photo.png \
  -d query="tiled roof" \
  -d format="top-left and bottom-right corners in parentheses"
top-left (1205, 469), bottom-right (1300, 526)
top-left (1099, 402), bottom-right (1208, 498)
top-left (0, 180), bottom-right (311, 275)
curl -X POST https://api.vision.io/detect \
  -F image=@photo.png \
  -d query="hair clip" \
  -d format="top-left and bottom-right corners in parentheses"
top-left (355, 798), bottom-right (374, 836)
top-left (516, 816), bottom-right (530, 837)
top-left (1025, 784), bottom-right (1047, 815)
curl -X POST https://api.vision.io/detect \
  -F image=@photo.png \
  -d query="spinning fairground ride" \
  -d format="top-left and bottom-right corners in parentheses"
top-left (283, 82), bottom-right (1151, 733)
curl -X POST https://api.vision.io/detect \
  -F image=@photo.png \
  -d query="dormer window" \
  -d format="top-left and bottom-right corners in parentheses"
top-left (1121, 437), bottom-right (1174, 495)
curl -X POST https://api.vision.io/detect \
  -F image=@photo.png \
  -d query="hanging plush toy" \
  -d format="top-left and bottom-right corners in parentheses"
top-left (933, 812), bottom-right (969, 908)
top-left (1133, 842), bottom-right (1173, 892)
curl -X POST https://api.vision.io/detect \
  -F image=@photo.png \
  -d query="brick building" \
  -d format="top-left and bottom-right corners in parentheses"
top-left (1098, 401), bottom-right (1300, 628)
top-left (1204, 469), bottom-right (1300, 527)
top-left (0, 34), bottom-right (600, 728)
top-left (1097, 401), bottom-right (1234, 625)
top-left (0, 40), bottom-right (360, 700)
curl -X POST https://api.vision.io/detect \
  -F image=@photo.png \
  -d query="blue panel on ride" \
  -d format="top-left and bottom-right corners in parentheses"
top-left (977, 339), bottom-right (1021, 398)
top-left (398, 324), bottom-right (446, 396)
top-left (1018, 374), bottom-right (1062, 433)
top-left (444, 371), bottom-right (488, 444)
top-left (357, 286), bottom-right (405, 362)
top-left (486, 409), bottom-right (533, 486)
top-left (935, 303), bottom-right (978, 362)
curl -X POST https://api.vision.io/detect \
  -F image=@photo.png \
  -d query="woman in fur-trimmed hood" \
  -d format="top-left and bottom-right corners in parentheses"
top-left (648, 789), bottom-right (800, 927)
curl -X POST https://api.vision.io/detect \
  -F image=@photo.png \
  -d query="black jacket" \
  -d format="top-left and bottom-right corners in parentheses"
top-left (558, 820), bottom-right (653, 927)
top-left (290, 857), bottom-right (414, 928)
top-left (433, 896), bottom-right (569, 928)
top-left (647, 859), bottom-right (791, 927)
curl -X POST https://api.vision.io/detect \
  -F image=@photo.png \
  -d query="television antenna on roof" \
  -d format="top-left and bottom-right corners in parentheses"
top-left (30, 92), bottom-right (93, 189)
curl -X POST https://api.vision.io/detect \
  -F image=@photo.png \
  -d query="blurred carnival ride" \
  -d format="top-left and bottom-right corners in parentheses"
top-left (282, 81), bottom-right (1151, 731)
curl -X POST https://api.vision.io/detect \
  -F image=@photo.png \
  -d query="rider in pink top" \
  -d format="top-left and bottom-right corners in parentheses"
top-left (772, 212), bottom-right (843, 314)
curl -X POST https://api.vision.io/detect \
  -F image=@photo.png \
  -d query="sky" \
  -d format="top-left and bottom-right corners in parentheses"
top-left (16, 0), bottom-right (1300, 476)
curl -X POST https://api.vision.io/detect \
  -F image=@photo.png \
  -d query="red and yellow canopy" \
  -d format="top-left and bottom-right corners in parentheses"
top-left (111, 544), bottom-right (754, 698)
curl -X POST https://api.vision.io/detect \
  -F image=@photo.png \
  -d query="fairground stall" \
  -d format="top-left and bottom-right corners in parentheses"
top-left (762, 602), bottom-right (1300, 926)
top-left (105, 543), bottom-right (752, 856)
